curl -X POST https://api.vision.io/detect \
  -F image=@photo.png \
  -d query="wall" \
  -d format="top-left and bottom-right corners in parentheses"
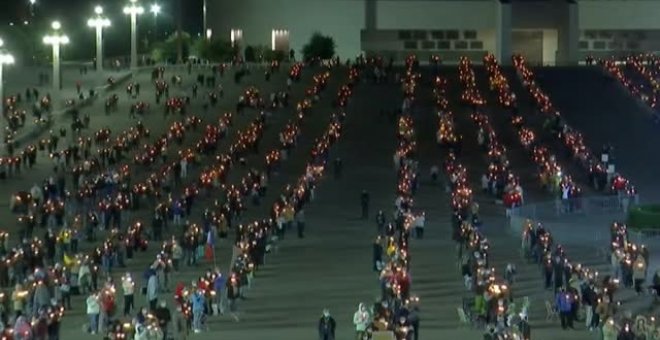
top-left (207, 0), bottom-right (365, 59)
top-left (376, 1), bottom-right (496, 30)
top-left (362, 28), bottom-right (490, 63)
top-left (579, 1), bottom-right (660, 30)
top-left (578, 29), bottom-right (660, 60)
top-left (207, 0), bottom-right (498, 59)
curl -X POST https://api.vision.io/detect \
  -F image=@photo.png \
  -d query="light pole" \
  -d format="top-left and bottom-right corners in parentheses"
top-left (28, 0), bottom-right (36, 17)
top-left (0, 39), bottom-right (15, 117)
top-left (203, 0), bottom-right (207, 40)
top-left (43, 21), bottom-right (69, 90)
top-left (123, 0), bottom-right (144, 70)
top-left (88, 6), bottom-right (111, 72)
top-left (150, 3), bottom-right (161, 40)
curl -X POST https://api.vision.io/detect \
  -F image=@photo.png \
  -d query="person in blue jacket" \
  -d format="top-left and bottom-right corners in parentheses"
top-left (189, 287), bottom-right (205, 333)
top-left (555, 287), bottom-right (574, 329)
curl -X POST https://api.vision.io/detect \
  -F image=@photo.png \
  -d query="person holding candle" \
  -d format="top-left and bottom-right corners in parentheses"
top-left (633, 255), bottom-right (647, 295)
top-left (555, 287), bottom-right (574, 330)
top-left (353, 303), bottom-right (370, 339)
top-left (86, 291), bottom-right (100, 334)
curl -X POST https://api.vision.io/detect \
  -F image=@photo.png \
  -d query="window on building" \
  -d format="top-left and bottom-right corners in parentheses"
top-left (599, 31), bottom-right (613, 39)
top-left (413, 30), bottom-right (427, 40)
top-left (271, 29), bottom-right (290, 51)
top-left (584, 30), bottom-right (597, 40)
top-left (609, 41), bottom-right (622, 50)
top-left (447, 30), bottom-right (459, 40)
top-left (399, 31), bottom-right (412, 40)
top-left (403, 41), bottom-right (418, 50)
top-left (464, 30), bottom-right (477, 40)
top-left (593, 41), bottom-right (607, 50)
top-left (455, 41), bottom-right (468, 50)
top-left (627, 41), bottom-right (640, 50)
top-left (422, 41), bottom-right (435, 50)
top-left (230, 29), bottom-right (243, 47)
top-left (437, 41), bottom-right (451, 50)
top-left (578, 41), bottom-right (589, 50)
top-left (431, 31), bottom-right (444, 40)
top-left (470, 41), bottom-right (483, 50)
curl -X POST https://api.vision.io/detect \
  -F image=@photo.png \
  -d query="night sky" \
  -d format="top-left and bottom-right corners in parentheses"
top-left (0, 0), bottom-right (204, 34)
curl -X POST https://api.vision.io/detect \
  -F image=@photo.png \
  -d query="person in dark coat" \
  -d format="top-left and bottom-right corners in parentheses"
top-left (373, 236), bottom-right (383, 272)
top-left (318, 308), bottom-right (336, 340)
top-left (360, 190), bottom-right (370, 219)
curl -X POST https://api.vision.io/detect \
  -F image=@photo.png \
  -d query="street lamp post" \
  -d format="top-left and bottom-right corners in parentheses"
top-left (124, 0), bottom-right (144, 70)
top-left (150, 3), bottom-right (161, 40)
top-left (43, 21), bottom-right (69, 90)
top-left (28, 0), bottom-right (36, 17)
top-left (0, 39), bottom-right (15, 117)
top-left (88, 6), bottom-right (111, 72)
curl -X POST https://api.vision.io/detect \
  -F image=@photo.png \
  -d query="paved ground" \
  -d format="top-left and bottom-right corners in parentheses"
top-left (0, 60), bottom-right (656, 340)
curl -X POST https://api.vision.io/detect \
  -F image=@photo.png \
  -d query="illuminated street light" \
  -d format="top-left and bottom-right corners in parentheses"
top-left (43, 21), bottom-right (69, 90)
top-left (150, 3), bottom-right (161, 39)
top-left (28, 0), bottom-right (36, 17)
top-left (88, 6), bottom-right (111, 71)
top-left (0, 38), bottom-right (15, 117)
top-left (123, 0), bottom-right (144, 69)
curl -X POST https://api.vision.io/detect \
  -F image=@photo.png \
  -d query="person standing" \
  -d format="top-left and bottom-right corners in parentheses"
top-left (353, 303), bottom-right (370, 340)
top-left (190, 288), bottom-right (205, 333)
top-left (154, 300), bottom-right (172, 340)
top-left (360, 190), bottom-right (370, 219)
top-left (373, 236), bottom-right (383, 272)
top-left (296, 209), bottom-right (306, 238)
top-left (633, 255), bottom-right (647, 295)
top-left (376, 210), bottom-right (386, 233)
top-left (555, 288), bottom-right (574, 329)
top-left (121, 273), bottom-right (135, 316)
top-left (86, 291), bottom-right (100, 334)
top-left (318, 308), bottom-right (336, 340)
top-left (147, 270), bottom-right (158, 310)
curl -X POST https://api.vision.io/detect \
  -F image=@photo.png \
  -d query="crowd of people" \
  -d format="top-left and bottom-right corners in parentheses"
top-left (513, 55), bottom-right (638, 210)
top-left (367, 56), bottom-right (423, 340)
top-left (521, 220), bottom-right (660, 339)
top-left (0, 49), bottom-right (655, 340)
top-left (0, 55), bottom-right (370, 340)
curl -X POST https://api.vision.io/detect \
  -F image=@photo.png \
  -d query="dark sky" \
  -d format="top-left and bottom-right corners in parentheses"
top-left (1, 0), bottom-right (204, 34)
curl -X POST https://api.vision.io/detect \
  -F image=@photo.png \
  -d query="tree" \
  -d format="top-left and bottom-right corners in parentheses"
top-left (244, 46), bottom-right (257, 62)
top-left (302, 32), bottom-right (335, 61)
top-left (193, 38), bottom-right (235, 62)
top-left (150, 32), bottom-right (192, 63)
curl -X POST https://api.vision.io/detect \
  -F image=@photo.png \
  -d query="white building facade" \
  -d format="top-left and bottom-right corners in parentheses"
top-left (207, 0), bottom-right (660, 65)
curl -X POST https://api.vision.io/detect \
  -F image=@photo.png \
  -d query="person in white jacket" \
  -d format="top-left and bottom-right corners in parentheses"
top-left (353, 303), bottom-right (370, 339)
top-left (86, 292), bottom-right (101, 334)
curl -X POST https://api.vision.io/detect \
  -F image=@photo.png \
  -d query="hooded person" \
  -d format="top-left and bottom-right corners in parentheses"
top-left (602, 317), bottom-right (618, 340)
top-left (353, 303), bottom-right (370, 339)
top-left (318, 308), bottom-right (336, 340)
